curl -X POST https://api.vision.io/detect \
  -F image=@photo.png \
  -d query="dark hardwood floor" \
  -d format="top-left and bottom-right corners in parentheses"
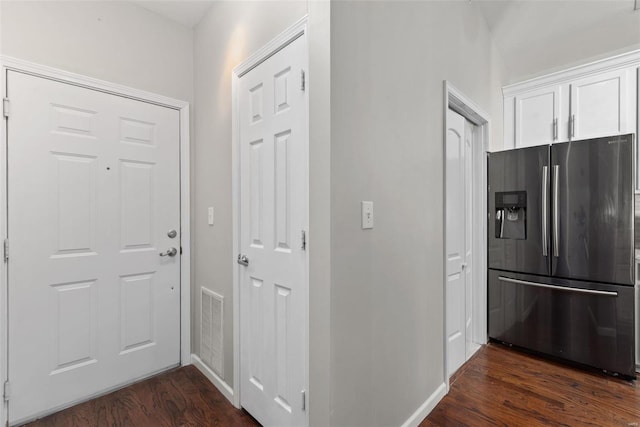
top-left (24, 365), bottom-right (259, 427)
top-left (22, 344), bottom-right (640, 426)
top-left (422, 343), bottom-right (640, 426)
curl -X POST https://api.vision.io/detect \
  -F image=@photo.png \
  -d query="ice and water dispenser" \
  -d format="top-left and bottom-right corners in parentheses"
top-left (495, 191), bottom-right (526, 240)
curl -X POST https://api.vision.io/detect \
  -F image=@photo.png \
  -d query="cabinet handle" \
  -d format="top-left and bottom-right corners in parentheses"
top-left (570, 114), bottom-right (575, 138)
top-left (553, 118), bottom-right (558, 140)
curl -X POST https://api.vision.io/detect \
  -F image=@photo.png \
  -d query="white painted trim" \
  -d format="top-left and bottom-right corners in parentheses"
top-left (442, 81), bottom-right (490, 391)
top-left (1, 56), bottom-right (189, 109)
top-left (400, 383), bottom-right (447, 427)
top-left (0, 57), bottom-right (191, 426)
top-left (503, 49), bottom-right (640, 97)
top-left (179, 104), bottom-right (192, 366)
top-left (0, 58), bottom-right (8, 427)
top-left (231, 15), bottom-right (310, 419)
top-left (233, 15), bottom-right (308, 78)
top-left (191, 354), bottom-right (235, 404)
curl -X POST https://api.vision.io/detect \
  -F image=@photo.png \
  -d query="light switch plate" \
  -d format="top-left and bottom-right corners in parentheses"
top-left (208, 207), bottom-right (214, 226)
top-left (361, 201), bottom-right (373, 229)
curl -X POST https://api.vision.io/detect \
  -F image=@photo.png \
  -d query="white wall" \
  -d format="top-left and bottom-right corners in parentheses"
top-left (0, 1), bottom-right (194, 103)
top-left (192, 0), bottom-right (308, 390)
top-left (329, 2), bottom-right (504, 425)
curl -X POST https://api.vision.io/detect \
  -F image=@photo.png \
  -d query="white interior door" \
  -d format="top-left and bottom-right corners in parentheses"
top-left (463, 120), bottom-right (474, 359)
top-left (7, 71), bottom-right (181, 425)
top-left (446, 109), bottom-right (467, 376)
top-left (237, 34), bottom-right (308, 427)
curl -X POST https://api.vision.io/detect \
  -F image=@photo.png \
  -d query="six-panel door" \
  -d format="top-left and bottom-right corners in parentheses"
top-left (238, 34), bottom-right (308, 427)
top-left (7, 71), bottom-right (181, 424)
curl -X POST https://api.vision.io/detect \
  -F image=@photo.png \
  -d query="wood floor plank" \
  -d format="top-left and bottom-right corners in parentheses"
top-left (422, 343), bottom-right (640, 427)
top-left (21, 343), bottom-right (640, 426)
top-left (24, 366), bottom-right (259, 427)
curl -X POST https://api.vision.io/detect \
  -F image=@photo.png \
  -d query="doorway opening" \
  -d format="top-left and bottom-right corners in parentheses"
top-left (443, 81), bottom-right (489, 385)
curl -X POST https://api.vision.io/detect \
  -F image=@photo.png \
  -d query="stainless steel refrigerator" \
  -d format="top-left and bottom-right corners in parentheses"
top-left (488, 134), bottom-right (636, 378)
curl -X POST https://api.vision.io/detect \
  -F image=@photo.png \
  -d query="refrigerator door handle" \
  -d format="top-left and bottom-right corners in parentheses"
top-left (552, 165), bottom-right (559, 257)
top-left (542, 166), bottom-right (548, 257)
top-left (498, 276), bottom-right (618, 297)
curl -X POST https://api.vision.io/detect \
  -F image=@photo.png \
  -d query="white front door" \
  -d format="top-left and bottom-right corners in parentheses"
top-left (237, 34), bottom-right (308, 427)
top-left (7, 71), bottom-right (181, 424)
top-left (446, 109), bottom-right (476, 377)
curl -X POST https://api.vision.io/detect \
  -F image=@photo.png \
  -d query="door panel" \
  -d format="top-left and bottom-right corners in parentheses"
top-left (488, 270), bottom-right (635, 377)
top-left (238, 34), bottom-right (308, 427)
top-left (7, 71), bottom-right (181, 424)
top-left (446, 109), bottom-right (466, 376)
top-left (551, 135), bottom-right (634, 285)
top-left (464, 120), bottom-right (474, 359)
top-left (488, 145), bottom-right (550, 276)
top-left (570, 69), bottom-right (633, 140)
top-left (515, 85), bottom-right (563, 147)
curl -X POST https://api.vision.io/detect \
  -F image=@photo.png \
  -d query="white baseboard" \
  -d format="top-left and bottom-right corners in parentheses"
top-left (400, 382), bottom-right (447, 427)
top-left (191, 354), bottom-right (236, 406)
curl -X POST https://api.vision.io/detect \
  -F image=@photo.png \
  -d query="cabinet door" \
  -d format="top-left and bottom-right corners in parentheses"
top-left (515, 86), bottom-right (563, 148)
top-left (569, 68), bottom-right (634, 140)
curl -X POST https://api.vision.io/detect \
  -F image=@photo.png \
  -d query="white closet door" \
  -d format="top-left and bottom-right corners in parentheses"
top-left (238, 33), bottom-right (308, 427)
top-left (7, 71), bottom-right (181, 424)
top-left (446, 109), bottom-right (467, 377)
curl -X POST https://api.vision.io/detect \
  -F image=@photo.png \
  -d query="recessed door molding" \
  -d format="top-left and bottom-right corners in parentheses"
top-left (442, 81), bottom-right (490, 391)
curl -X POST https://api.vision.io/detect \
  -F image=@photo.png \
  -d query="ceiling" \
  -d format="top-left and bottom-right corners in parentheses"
top-left (132, 0), bottom-right (214, 28)
top-left (476, 0), bottom-right (637, 58)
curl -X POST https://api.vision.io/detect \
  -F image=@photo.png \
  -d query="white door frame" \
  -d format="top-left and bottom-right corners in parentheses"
top-left (231, 15), bottom-right (310, 416)
top-left (0, 56), bottom-right (191, 424)
top-left (442, 81), bottom-right (489, 391)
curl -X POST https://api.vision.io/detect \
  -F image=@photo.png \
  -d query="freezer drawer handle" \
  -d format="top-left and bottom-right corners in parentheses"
top-left (498, 276), bottom-right (618, 297)
top-left (542, 166), bottom-right (548, 257)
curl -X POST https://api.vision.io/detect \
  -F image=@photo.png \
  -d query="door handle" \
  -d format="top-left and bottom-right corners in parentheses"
top-left (542, 165), bottom-right (548, 257)
top-left (552, 165), bottom-right (559, 257)
top-left (498, 276), bottom-right (617, 297)
top-left (159, 247), bottom-right (178, 257)
top-left (237, 254), bottom-right (249, 266)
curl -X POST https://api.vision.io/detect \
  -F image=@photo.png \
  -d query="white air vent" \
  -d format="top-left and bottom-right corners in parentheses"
top-left (201, 287), bottom-right (223, 377)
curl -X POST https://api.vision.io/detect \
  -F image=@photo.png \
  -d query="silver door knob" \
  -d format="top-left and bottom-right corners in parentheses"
top-left (237, 254), bottom-right (249, 266)
top-left (160, 247), bottom-right (178, 257)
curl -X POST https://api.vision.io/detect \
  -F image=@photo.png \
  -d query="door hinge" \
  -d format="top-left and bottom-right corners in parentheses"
top-left (3, 381), bottom-right (10, 402)
top-left (2, 98), bottom-right (9, 118)
top-left (300, 70), bottom-right (306, 92)
top-left (3, 239), bottom-right (8, 262)
top-left (301, 390), bottom-right (306, 411)
top-left (301, 230), bottom-right (306, 251)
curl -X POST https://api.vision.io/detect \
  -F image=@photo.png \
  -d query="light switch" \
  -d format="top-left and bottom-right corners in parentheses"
top-left (361, 201), bottom-right (373, 229)
top-left (208, 207), bottom-right (214, 226)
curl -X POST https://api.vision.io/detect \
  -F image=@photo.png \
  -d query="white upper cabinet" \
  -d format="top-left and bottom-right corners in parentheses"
top-left (504, 50), bottom-right (639, 150)
top-left (569, 68), bottom-right (635, 141)
top-left (514, 85), bottom-right (565, 147)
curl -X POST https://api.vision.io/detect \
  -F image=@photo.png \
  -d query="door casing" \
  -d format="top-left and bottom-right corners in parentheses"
top-left (0, 56), bottom-right (191, 425)
top-left (442, 81), bottom-right (490, 391)
top-left (231, 15), bottom-right (310, 422)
